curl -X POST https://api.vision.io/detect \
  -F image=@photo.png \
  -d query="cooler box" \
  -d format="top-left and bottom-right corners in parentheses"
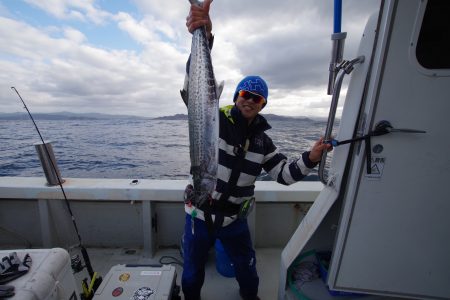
top-left (93, 264), bottom-right (176, 300)
top-left (0, 248), bottom-right (79, 300)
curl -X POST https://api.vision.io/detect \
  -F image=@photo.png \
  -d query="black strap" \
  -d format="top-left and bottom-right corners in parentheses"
top-left (203, 205), bottom-right (214, 235)
top-left (325, 123), bottom-right (392, 174)
top-left (199, 200), bottom-right (240, 216)
top-left (220, 143), bottom-right (247, 200)
top-left (203, 111), bottom-right (252, 233)
top-left (202, 140), bottom-right (248, 234)
top-left (200, 199), bottom-right (240, 235)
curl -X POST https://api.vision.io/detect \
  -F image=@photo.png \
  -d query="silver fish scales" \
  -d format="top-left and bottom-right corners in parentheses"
top-left (182, 0), bottom-right (223, 206)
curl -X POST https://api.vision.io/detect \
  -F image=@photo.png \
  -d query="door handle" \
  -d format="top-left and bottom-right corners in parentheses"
top-left (372, 120), bottom-right (426, 135)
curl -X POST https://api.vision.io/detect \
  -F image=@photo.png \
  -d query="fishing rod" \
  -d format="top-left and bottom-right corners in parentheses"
top-left (11, 87), bottom-right (101, 297)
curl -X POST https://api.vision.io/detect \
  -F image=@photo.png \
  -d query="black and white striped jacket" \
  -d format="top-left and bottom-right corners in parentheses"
top-left (210, 105), bottom-right (317, 205)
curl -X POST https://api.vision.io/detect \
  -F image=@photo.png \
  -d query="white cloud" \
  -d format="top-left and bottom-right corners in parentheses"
top-left (115, 12), bottom-right (156, 45)
top-left (0, 0), bottom-right (380, 118)
top-left (63, 27), bottom-right (86, 43)
top-left (24, 0), bottom-right (111, 24)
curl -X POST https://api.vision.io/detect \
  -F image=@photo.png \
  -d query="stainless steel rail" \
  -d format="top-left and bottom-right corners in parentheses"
top-left (319, 56), bottom-right (365, 185)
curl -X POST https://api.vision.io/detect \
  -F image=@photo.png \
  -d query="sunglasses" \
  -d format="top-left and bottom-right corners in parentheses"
top-left (238, 90), bottom-right (266, 105)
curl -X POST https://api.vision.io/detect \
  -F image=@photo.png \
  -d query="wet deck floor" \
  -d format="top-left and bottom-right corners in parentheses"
top-left (76, 247), bottom-right (282, 300)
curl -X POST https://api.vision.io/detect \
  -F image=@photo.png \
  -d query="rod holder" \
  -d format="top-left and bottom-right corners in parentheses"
top-left (34, 141), bottom-right (65, 186)
top-left (327, 32), bottom-right (347, 95)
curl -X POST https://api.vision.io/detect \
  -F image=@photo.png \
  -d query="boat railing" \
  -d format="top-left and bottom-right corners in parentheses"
top-left (0, 177), bottom-right (322, 257)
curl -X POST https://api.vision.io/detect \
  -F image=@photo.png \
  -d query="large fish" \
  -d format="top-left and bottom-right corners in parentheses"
top-left (181, 0), bottom-right (224, 207)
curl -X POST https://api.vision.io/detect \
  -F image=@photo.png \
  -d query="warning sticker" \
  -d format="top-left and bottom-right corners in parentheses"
top-left (112, 287), bottom-right (123, 297)
top-left (119, 273), bottom-right (130, 282)
top-left (365, 157), bottom-right (385, 179)
top-left (131, 287), bottom-right (154, 300)
top-left (140, 270), bottom-right (162, 276)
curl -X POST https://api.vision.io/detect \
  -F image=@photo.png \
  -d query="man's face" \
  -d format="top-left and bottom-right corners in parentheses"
top-left (235, 90), bottom-right (265, 121)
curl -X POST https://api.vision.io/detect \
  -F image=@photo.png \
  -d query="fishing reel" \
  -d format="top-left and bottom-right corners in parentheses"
top-left (71, 254), bottom-right (84, 273)
top-left (70, 249), bottom-right (102, 300)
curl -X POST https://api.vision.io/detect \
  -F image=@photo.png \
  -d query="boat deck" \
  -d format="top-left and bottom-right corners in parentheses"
top-left (76, 247), bottom-right (404, 300)
top-left (74, 247), bottom-right (282, 300)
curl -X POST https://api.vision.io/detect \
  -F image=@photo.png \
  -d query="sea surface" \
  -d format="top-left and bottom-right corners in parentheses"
top-left (0, 117), bottom-right (335, 181)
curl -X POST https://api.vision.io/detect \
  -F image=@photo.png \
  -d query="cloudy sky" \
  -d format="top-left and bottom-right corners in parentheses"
top-left (0, 0), bottom-right (380, 118)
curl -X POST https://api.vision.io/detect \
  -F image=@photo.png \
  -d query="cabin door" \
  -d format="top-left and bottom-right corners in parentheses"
top-left (327, 0), bottom-right (450, 299)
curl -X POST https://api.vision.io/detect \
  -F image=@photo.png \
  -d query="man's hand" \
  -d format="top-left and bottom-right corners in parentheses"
top-left (308, 137), bottom-right (333, 163)
top-left (186, 0), bottom-right (213, 39)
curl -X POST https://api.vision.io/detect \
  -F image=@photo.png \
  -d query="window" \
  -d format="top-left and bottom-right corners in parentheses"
top-left (416, 0), bottom-right (450, 69)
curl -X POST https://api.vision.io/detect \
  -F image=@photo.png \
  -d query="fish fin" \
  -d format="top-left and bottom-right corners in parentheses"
top-left (181, 73), bottom-right (189, 107)
top-left (190, 165), bottom-right (199, 176)
top-left (216, 80), bottom-right (225, 100)
top-left (180, 89), bottom-right (188, 107)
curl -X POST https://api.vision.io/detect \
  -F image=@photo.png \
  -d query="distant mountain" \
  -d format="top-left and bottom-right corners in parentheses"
top-left (0, 112), bottom-right (330, 122)
top-left (0, 112), bottom-right (149, 120)
top-left (152, 114), bottom-right (188, 120)
top-left (262, 114), bottom-right (313, 122)
top-left (152, 113), bottom-right (320, 122)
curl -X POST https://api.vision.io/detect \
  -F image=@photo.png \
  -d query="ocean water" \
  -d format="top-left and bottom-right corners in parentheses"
top-left (0, 117), bottom-right (333, 181)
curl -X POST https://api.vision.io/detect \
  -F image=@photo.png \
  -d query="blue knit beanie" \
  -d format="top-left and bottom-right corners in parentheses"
top-left (233, 75), bottom-right (269, 107)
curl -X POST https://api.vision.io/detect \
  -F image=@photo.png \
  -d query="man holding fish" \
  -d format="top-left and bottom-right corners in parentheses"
top-left (182, 1), bottom-right (332, 299)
